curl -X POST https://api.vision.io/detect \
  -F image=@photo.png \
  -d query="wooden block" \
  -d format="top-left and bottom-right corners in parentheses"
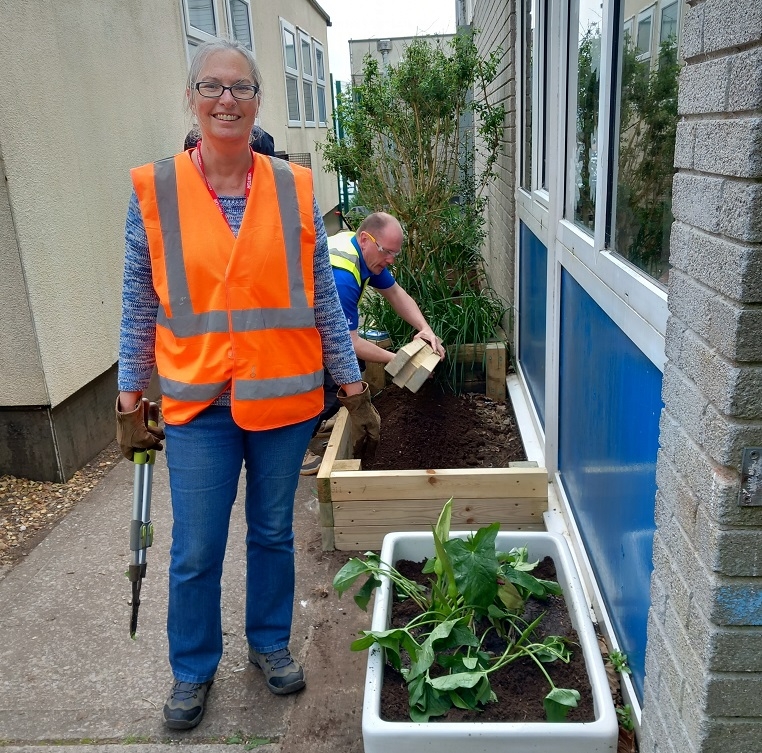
top-left (384, 339), bottom-right (427, 377)
top-left (330, 467), bottom-right (548, 501)
top-left (403, 351), bottom-right (442, 393)
top-left (486, 341), bottom-right (506, 401)
top-left (317, 407), bottom-right (351, 526)
top-left (391, 343), bottom-right (438, 392)
top-left (332, 496), bottom-right (547, 527)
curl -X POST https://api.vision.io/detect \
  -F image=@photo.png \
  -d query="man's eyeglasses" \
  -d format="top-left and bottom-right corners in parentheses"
top-left (364, 231), bottom-right (402, 259)
top-left (195, 82), bottom-right (260, 100)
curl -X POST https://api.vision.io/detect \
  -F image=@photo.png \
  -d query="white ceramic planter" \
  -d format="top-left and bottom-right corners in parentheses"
top-left (362, 530), bottom-right (619, 753)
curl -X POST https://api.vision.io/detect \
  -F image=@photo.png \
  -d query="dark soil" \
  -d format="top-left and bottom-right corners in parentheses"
top-left (366, 382), bottom-right (527, 470)
top-left (380, 557), bottom-right (596, 724)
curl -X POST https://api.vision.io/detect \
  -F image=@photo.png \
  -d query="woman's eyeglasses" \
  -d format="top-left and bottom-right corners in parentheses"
top-left (195, 82), bottom-right (259, 100)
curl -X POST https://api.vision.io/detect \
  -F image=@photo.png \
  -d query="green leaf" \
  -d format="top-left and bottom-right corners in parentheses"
top-left (429, 670), bottom-right (485, 691)
top-left (543, 687), bottom-right (581, 721)
top-left (445, 526), bottom-right (500, 610)
top-left (332, 558), bottom-right (370, 595)
top-left (497, 581), bottom-right (524, 611)
top-left (353, 574), bottom-right (382, 611)
top-left (434, 497), bottom-right (453, 542)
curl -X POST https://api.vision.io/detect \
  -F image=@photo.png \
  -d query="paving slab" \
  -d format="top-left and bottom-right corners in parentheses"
top-left (0, 452), bottom-right (367, 751)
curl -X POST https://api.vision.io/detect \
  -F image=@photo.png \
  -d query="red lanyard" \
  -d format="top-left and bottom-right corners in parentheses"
top-left (195, 139), bottom-right (254, 228)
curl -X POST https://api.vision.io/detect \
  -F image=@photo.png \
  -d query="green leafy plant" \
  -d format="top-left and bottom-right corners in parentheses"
top-left (320, 31), bottom-right (508, 392)
top-left (333, 499), bottom-right (580, 722)
top-left (609, 649), bottom-right (632, 675)
top-left (616, 704), bottom-right (635, 732)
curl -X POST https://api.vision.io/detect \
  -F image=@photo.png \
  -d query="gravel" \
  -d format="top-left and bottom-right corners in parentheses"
top-left (0, 441), bottom-right (123, 576)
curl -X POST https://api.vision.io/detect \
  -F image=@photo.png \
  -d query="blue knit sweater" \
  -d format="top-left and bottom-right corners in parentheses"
top-left (117, 190), bottom-right (362, 401)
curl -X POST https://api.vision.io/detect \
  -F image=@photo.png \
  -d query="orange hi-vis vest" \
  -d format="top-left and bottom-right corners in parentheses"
top-left (131, 151), bottom-right (324, 430)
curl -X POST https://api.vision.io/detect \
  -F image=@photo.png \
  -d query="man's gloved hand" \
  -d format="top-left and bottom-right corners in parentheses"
top-left (337, 382), bottom-right (380, 465)
top-left (115, 396), bottom-right (165, 461)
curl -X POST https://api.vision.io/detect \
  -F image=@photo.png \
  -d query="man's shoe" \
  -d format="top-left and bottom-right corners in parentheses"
top-left (163, 679), bottom-right (213, 730)
top-left (249, 647), bottom-right (305, 695)
top-left (300, 450), bottom-right (322, 476)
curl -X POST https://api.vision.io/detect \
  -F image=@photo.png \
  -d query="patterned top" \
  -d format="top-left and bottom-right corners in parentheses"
top-left (117, 188), bottom-right (362, 403)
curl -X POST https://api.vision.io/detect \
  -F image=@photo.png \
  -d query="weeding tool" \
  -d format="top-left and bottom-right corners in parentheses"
top-left (128, 400), bottom-right (159, 639)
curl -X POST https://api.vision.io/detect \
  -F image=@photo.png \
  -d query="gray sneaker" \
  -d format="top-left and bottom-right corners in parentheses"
top-left (162, 679), bottom-right (213, 730)
top-left (249, 647), bottom-right (305, 695)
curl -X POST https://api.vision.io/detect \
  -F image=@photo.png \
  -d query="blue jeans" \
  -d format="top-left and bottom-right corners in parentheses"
top-left (163, 406), bottom-right (314, 683)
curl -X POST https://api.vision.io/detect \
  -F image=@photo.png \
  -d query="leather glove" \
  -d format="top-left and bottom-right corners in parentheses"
top-left (115, 397), bottom-right (165, 461)
top-left (337, 382), bottom-right (380, 465)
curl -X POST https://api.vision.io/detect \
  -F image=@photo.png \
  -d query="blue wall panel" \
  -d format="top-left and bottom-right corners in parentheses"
top-left (558, 270), bottom-right (661, 700)
top-left (518, 223), bottom-right (547, 427)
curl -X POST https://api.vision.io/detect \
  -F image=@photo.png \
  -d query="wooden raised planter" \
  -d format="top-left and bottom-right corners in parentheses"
top-left (316, 405), bottom-right (548, 551)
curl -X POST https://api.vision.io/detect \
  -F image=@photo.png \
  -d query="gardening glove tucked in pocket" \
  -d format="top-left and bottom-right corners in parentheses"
top-left (115, 397), bottom-right (165, 461)
top-left (337, 382), bottom-right (380, 465)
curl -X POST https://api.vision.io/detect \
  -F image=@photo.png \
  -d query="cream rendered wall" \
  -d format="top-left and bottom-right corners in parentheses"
top-left (250, 0), bottom-right (338, 214)
top-left (0, 0), bottom-right (188, 408)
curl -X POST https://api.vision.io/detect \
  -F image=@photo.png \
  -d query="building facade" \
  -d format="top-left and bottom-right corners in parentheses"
top-left (0, 0), bottom-right (337, 481)
top-left (462, 0), bottom-right (762, 749)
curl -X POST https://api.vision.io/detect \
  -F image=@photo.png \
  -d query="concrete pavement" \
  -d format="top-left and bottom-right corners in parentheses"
top-left (0, 451), bottom-right (368, 752)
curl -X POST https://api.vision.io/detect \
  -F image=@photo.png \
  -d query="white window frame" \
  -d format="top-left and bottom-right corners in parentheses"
top-left (623, 16), bottom-right (634, 48)
top-left (659, 0), bottom-right (680, 45)
top-left (314, 40), bottom-right (328, 127)
top-left (280, 18), bottom-right (301, 127)
top-left (299, 29), bottom-right (316, 127)
top-left (227, 0), bottom-right (255, 52)
top-left (635, 5), bottom-right (655, 61)
top-left (181, 0), bottom-right (219, 44)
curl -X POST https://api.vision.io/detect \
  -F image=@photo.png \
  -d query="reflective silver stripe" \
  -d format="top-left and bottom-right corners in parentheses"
top-left (157, 307), bottom-right (230, 336)
top-left (329, 247), bottom-right (359, 265)
top-left (159, 375), bottom-right (229, 402)
top-left (231, 307), bottom-right (315, 331)
top-left (153, 158), bottom-right (193, 317)
top-left (236, 369), bottom-right (324, 401)
top-left (157, 306), bottom-right (315, 336)
top-left (270, 157), bottom-right (309, 309)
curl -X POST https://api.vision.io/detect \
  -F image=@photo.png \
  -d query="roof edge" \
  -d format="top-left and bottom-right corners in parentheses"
top-left (308, 0), bottom-right (331, 26)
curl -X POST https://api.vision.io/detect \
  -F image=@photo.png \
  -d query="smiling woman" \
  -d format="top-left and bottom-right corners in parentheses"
top-left (115, 36), bottom-right (376, 732)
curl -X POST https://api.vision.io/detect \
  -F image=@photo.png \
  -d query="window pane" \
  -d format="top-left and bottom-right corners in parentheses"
top-left (317, 85), bottom-right (327, 123)
top-left (315, 47), bottom-right (325, 81)
top-left (520, 0), bottom-right (534, 190)
top-left (188, 0), bottom-right (216, 35)
top-left (637, 15), bottom-right (652, 55)
top-left (301, 37), bottom-right (313, 77)
top-left (660, 2), bottom-right (678, 42)
top-left (303, 80), bottom-right (315, 122)
top-left (283, 28), bottom-right (297, 70)
top-left (230, 0), bottom-right (252, 50)
top-left (286, 75), bottom-right (300, 121)
top-left (573, 2), bottom-right (601, 233)
top-left (611, 2), bottom-right (682, 284)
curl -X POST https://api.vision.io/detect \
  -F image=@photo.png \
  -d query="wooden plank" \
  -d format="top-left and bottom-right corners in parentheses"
top-left (385, 338), bottom-right (426, 377)
top-left (332, 496), bottom-right (546, 527)
top-left (403, 351), bottom-right (442, 393)
top-left (392, 343), bottom-right (437, 390)
top-left (332, 459), bottom-right (362, 471)
top-left (447, 342), bottom-right (486, 364)
top-left (330, 467), bottom-right (548, 501)
top-left (486, 341), bottom-right (506, 402)
top-left (334, 523), bottom-right (547, 551)
top-left (317, 408), bottom-right (351, 529)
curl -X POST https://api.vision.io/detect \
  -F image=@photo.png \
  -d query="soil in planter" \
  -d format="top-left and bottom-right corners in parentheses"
top-left (380, 557), bottom-right (596, 723)
top-left (366, 382), bottom-right (528, 471)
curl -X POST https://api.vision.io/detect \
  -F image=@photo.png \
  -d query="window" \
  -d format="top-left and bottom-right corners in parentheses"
top-left (314, 42), bottom-right (328, 127)
top-left (228, 0), bottom-right (253, 51)
top-left (609, 1), bottom-right (682, 284)
top-left (519, 0), bottom-right (534, 191)
top-left (660, 1), bottom-right (679, 43)
top-left (281, 19), bottom-right (301, 126)
top-left (623, 17), bottom-right (634, 48)
top-left (300, 30), bottom-right (315, 127)
top-left (570, 0), bottom-right (602, 233)
top-left (636, 6), bottom-right (654, 59)
top-left (183, 0), bottom-right (218, 42)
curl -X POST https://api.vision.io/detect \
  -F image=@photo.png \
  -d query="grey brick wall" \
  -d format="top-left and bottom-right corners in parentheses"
top-left (471, 0), bottom-right (517, 342)
top-left (643, 0), bottom-right (762, 750)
